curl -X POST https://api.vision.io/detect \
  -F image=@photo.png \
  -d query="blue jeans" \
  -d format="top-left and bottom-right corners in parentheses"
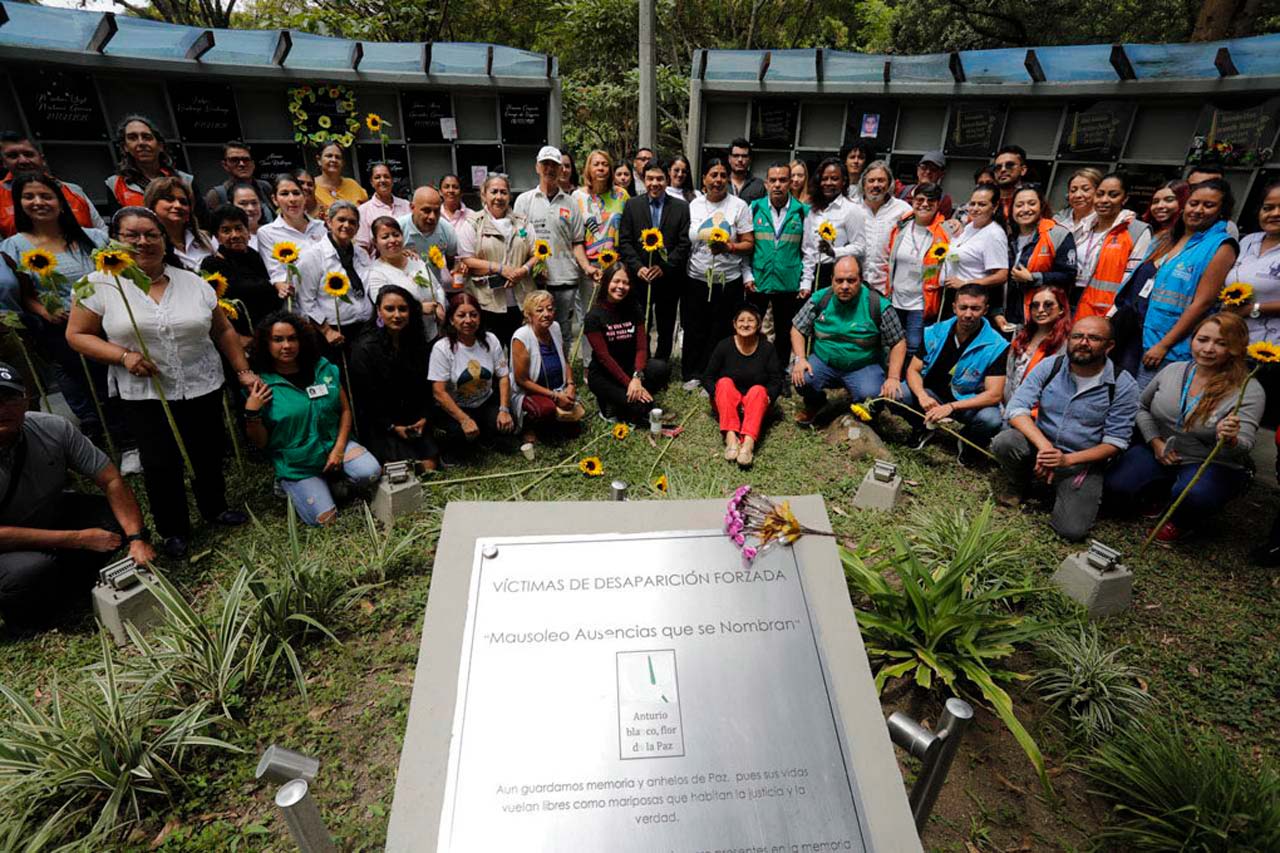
top-left (278, 441), bottom-right (382, 526)
top-left (1103, 444), bottom-right (1250, 526)
top-left (895, 308), bottom-right (924, 361)
top-left (899, 387), bottom-right (1003, 446)
top-left (798, 354), bottom-right (885, 411)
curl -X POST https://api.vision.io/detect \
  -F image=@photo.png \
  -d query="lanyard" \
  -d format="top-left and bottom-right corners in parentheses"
top-left (1177, 364), bottom-right (1200, 429)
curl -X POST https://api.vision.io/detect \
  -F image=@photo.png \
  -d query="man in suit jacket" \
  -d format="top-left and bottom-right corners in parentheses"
top-left (619, 159), bottom-right (691, 362)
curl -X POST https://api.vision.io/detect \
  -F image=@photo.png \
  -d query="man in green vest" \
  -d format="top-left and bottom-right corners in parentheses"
top-left (789, 255), bottom-right (907, 425)
top-left (746, 163), bottom-right (807, 365)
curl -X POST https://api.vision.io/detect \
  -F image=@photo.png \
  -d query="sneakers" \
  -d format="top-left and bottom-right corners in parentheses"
top-left (597, 409), bottom-right (618, 425)
top-left (1153, 521), bottom-right (1184, 546)
top-left (681, 379), bottom-right (701, 392)
top-left (120, 449), bottom-right (142, 475)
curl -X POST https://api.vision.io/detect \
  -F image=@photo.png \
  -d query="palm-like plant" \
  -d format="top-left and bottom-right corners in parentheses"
top-left (842, 502), bottom-right (1051, 790)
top-left (1033, 624), bottom-right (1150, 746)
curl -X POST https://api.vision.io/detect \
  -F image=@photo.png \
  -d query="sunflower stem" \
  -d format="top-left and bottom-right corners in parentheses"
top-left (647, 406), bottom-right (697, 480)
top-left (570, 279), bottom-right (603, 364)
top-left (423, 464), bottom-right (574, 487)
top-left (13, 334), bottom-right (49, 413)
top-left (221, 388), bottom-right (244, 471)
top-left (513, 430), bottom-right (610, 500)
top-left (873, 396), bottom-right (1000, 462)
top-left (111, 275), bottom-right (197, 479)
top-left (79, 353), bottom-right (117, 460)
top-left (332, 298), bottom-right (359, 439)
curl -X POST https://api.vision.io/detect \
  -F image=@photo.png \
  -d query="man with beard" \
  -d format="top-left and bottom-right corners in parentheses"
top-left (992, 315), bottom-right (1138, 541)
top-left (902, 284), bottom-right (1007, 458)
top-left (993, 144), bottom-right (1028, 225)
top-left (852, 160), bottom-right (911, 297)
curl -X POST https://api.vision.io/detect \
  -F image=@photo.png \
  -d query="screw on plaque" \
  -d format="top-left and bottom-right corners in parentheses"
top-left (482, 544), bottom-right (499, 559)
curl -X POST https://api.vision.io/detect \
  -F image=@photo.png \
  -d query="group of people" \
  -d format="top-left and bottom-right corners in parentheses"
top-left (1, 117), bottom-right (1278, 634)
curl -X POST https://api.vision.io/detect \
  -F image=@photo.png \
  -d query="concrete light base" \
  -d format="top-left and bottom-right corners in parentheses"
top-left (370, 477), bottom-right (424, 527)
top-left (852, 466), bottom-right (902, 511)
top-left (92, 572), bottom-right (162, 646)
top-left (1052, 552), bottom-right (1133, 618)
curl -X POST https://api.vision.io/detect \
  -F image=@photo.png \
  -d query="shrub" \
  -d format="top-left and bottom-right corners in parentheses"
top-left (1083, 720), bottom-right (1280, 851)
top-left (842, 502), bottom-right (1052, 790)
top-left (356, 502), bottom-right (433, 584)
top-left (1032, 624), bottom-right (1150, 746)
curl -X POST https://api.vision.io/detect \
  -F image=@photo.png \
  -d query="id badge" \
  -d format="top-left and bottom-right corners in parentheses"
top-left (306, 383), bottom-right (330, 399)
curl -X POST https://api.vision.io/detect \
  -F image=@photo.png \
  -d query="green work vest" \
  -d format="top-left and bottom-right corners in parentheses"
top-left (256, 357), bottom-right (343, 481)
top-left (749, 197), bottom-right (807, 294)
top-left (811, 286), bottom-right (887, 372)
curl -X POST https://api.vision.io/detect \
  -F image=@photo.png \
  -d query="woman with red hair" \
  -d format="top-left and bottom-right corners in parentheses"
top-left (1002, 284), bottom-right (1070, 407)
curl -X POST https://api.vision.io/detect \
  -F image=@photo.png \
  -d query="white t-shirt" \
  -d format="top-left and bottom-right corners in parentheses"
top-left (687, 194), bottom-right (752, 280)
top-left (889, 222), bottom-right (931, 311)
top-left (365, 257), bottom-right (448, 340)
top-left (428, 332), bottom-right (508, 409)
top-left (944, 221), bottom-right (1009, 284)
top-left (800, 195), bottom-right (868, 291)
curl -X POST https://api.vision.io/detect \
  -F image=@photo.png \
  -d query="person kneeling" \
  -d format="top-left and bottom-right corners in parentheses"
top-left (704, 303), bottom-right (783, 466)
top-left (991, 316), bottom-right (1139, 542)
top-left (511, 290), bottom-right (585, 444)
top-left (1103, 314), bottom-right (1261, 544)
top-left (244, 314), bottom-right (382, 526)
top-left (429, 294), bottom-right (517, 453)
top-left (584, 266), bottom-right (670, 425)
top-left (350, 286), bottom-right (441, 473)
top-left (0, 363), bottom-right (155, 632)
top-left (903, 284), bottom-right (1007, 460)
top-left (790, 255), bottom-right (906, 425)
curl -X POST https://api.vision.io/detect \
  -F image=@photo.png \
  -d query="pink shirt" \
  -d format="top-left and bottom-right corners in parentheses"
top-left (443, 203), bottom-right (474, 231)
top-left (356, 194), bottom-right (411, 251)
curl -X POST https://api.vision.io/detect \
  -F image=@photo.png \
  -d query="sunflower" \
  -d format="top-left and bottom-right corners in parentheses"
top-left (654, 474), bottom-right (669, 493)
top-left (217, 299), bottom-right (239, 320)
top-left (927, 244), bottom-right (949, 261)
top-left (328, 87), bottom-right (340, 98)
top-left (597, 249), bottom-right (619, 270)
top-left (611, 423), bottom-right (630, 440)
top-left (1247, 341), bottom-right (1280, 364)
top-left (817, 221), bottom-right (837, 242)
top-left (20, 248), bottom-right (56, 276)
top-left (850, 403), bottom-right (872, 422)
top-left (323, 270), bottom-right (350, 298)
top-left (708, 227), bottom-right (730, 245)
top-left (95, 248), bottom-right (134, 276)
top-left (427, 245), bottom-right (446, 269)
top-left (365, 113), bottom-right (383, 133)
top-left (317, 115), bottom-right (332, 130)
top-left (640, 228), bottom-right (664, 251)
top-left (578, 456), bottom-right (604, 476)
top-left (203, 271), bottom-right (229, 298)
top-left (533, 240), bottom-right (552, 260)
top-left (1219, 281), bottom-right (1253, 307)
top-left (272, 242), bottom-right (300, 265)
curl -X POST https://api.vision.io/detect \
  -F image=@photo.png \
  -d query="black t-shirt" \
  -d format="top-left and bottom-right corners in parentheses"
top-left (584, 302), bottom-right (644, 385)
top-left (924, 330), bottom-right (1007, 401)
top-left (201, 249), bottom-right (281, 336)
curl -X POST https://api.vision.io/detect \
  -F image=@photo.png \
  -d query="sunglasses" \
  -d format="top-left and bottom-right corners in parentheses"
top-left (994, 161), bottom-right (1021, 170)
top-left (1029, 300), bottom-right (1059, 311)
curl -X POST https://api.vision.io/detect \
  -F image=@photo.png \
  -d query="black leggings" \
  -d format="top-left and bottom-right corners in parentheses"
top-left (440, 393), bottom-right (517, 451)
top-left (588, 360), bottom-right (671, 425)
top-left (680, 275), bottom-right (742, 380)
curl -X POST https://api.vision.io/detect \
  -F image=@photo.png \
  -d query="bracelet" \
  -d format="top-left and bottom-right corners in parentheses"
top-left (237, 368), bottom-right (253, 375)
top-left (244, 409), bottom-right (262, 420)
top-left (119, 350), bottom-right (132, 365)
top-left (499, 405), bottom-right (511, 414)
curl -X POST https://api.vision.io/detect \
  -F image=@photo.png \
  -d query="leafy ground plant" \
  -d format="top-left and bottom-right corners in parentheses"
top-left (842, 502), bottom-right (1052, 790)
top-left (1083, 718), bottom-right (1280, 851)
top-left (1033, 623), bottom-right (1150, 746)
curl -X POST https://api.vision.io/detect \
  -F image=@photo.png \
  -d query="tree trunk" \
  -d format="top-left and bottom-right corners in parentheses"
top-left (1192, 0), bottom-right (1243, 41)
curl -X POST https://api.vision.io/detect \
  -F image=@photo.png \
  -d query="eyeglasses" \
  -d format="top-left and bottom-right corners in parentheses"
top-left (119, 231), bottom-right (164, 243)
top-left (1068, 332), bottom-right (1109, 344)
top-left (993, 161), bottom-right (1021, 171)
top-left (912, 197), bottom-right (939, 206)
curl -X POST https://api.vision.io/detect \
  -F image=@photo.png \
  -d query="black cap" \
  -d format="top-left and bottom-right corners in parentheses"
top-left (0, 362), bottom-right (25, 394)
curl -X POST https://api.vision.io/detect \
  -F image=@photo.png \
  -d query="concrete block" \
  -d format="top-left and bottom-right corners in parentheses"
top-left (93, 571), bottom-right (163, 646)
top-left (370, 470), bottom-right (424, 527)
top-left (852, 462), bottom-right (902, 511)
top-left (1052, 551), bottom-right (1133, 618)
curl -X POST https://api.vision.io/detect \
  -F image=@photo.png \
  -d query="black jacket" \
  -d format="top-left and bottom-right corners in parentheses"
top-left (731, 175), bottom-right (766, 205)
top-left (618, 193), bottom-right (691, 280)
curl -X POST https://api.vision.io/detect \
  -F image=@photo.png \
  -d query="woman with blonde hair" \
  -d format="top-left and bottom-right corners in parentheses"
top-left (789, 159), bottom-right (812, 205)
top-left (572, 149), bottom-right (628, 272)
top-left (143, 176), bottom-right (214, 271)
top-left (1054, 166), bottom-right (1103, 245)
top-left (510, 289), bottom-right (584, 443)
top-left (1103, 313), bottom-right (1262, 544)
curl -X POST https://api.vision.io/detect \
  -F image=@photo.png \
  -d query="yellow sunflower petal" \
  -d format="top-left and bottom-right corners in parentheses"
top-left (850, 403), bottom-right (872, 422)
top-left (1247, 341), bottom-right (1280, 364)
top-left (427, 245), bottom-right (446, 268)
top-left (217, 299), bottom-right (239, 320)
top-left (612, 423), bottom-right (630, 440)
top-left (1219, 281), bottom-right (1253, 307)
top-left (20, 248), bottom-right (57, 275)
top-left (272, 241), bottom-right (300, 264)
top-left (322, 271), bottom-right (350, 298)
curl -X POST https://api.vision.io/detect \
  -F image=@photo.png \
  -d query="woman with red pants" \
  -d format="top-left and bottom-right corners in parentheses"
top-left (703, 303), bottom-right (783, 467)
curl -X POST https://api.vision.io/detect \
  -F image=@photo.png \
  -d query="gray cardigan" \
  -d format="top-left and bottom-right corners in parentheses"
top-left (1136, 361), bottom-right (1264, 468)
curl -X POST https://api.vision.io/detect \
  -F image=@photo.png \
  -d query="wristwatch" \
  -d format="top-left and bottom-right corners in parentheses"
top-left (1251, 302), bottom-right (1262, 320)
top-left (499, 405), bottom-right (511, 414)
top-left (125, 528), bottom-right (151, 545)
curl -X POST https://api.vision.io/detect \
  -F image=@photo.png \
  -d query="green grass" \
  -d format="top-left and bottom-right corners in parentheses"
top-left (2, 380), bottom-right (1278, 850)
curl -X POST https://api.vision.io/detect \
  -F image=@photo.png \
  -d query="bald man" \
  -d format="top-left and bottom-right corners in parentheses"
top-left (993, 315), bottom-right (1139, 541)
top-left (397, 185), bottom-right (458, 272)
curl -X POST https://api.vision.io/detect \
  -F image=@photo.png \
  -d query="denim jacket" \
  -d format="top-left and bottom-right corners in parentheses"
top-left (1005, 354), bottom-right (1138, 453)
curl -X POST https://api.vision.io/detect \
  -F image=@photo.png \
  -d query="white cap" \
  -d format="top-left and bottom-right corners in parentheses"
top-left (536, 145), bottom-right (563, 164)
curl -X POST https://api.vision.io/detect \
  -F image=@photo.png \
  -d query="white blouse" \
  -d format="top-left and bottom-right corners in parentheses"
top-left (365, 256), bottom-right (448, 340)
top-left (800, 195), bottom-right (868, 292)
top-left (687, 194), bottom-right (752, 281)
top-left (1228, 231), bottom-right (1280, 344)
top-left (257, 216), bottom-right (327, 283)
top-left (295, 238), bottom-right (375, 328)
top-left (854, 196), bottom-right (913, 292)
top-left (78, 265), bottom-right (223, 402)
top-left (943, 221), bottom-right (1009, 284)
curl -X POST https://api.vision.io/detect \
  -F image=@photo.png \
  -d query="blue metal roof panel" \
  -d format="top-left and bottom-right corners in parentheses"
top-left (1032, 44), bottom-right (1117, 83)
top-left (0, 3), bottom-right (101, 52)
top-left (284, 30), bottom-right (356, 71)
top-left (823, 50), bottom-right (886, 83)
top-left (961, 47), bottom-right (1029, 84)
top-left (763, 49), bottom-right (818, 82)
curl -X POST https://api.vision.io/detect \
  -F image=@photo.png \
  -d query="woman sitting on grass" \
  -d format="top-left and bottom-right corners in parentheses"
top-left (584, 265), bottom-right (669, 425)
top-left (243, 312), bottom-right (381, 526)
top-left (1102, 313), bottom-right (1262, 545)
top-left (510, 289), bottom-right (584, 444)
top-left (703, 303), bottom-right (782, 467)
top-left (429, 293), bottom-right (517, 454)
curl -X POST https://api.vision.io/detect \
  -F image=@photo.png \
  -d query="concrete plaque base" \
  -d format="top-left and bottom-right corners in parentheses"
top-left (1052, 552), bottom-right (1133, 618)
top-left (386, 498), bottom-right (921, 852)
top-left (369, 477), bottom-right (423, 527)
top-left (853, 467), bottom-right (902, 511)
top-left (92, 573), bottom-right (162, 645)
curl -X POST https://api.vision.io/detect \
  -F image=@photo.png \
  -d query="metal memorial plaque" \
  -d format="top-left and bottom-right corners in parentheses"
top-left (436, 529), bottom-right (873, 852)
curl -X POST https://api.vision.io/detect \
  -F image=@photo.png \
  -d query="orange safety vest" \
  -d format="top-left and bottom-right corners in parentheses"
top-left (1074, 218), bottom-right (1147, 321)
top-left (106, 167), bottom-right (189, 209)
top-left (0, 174), bottom-right (97, 238)
top-left (884, 211), bottom-right (950, 322)
top-left (1018, 218), bottom-right (1064, 319)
